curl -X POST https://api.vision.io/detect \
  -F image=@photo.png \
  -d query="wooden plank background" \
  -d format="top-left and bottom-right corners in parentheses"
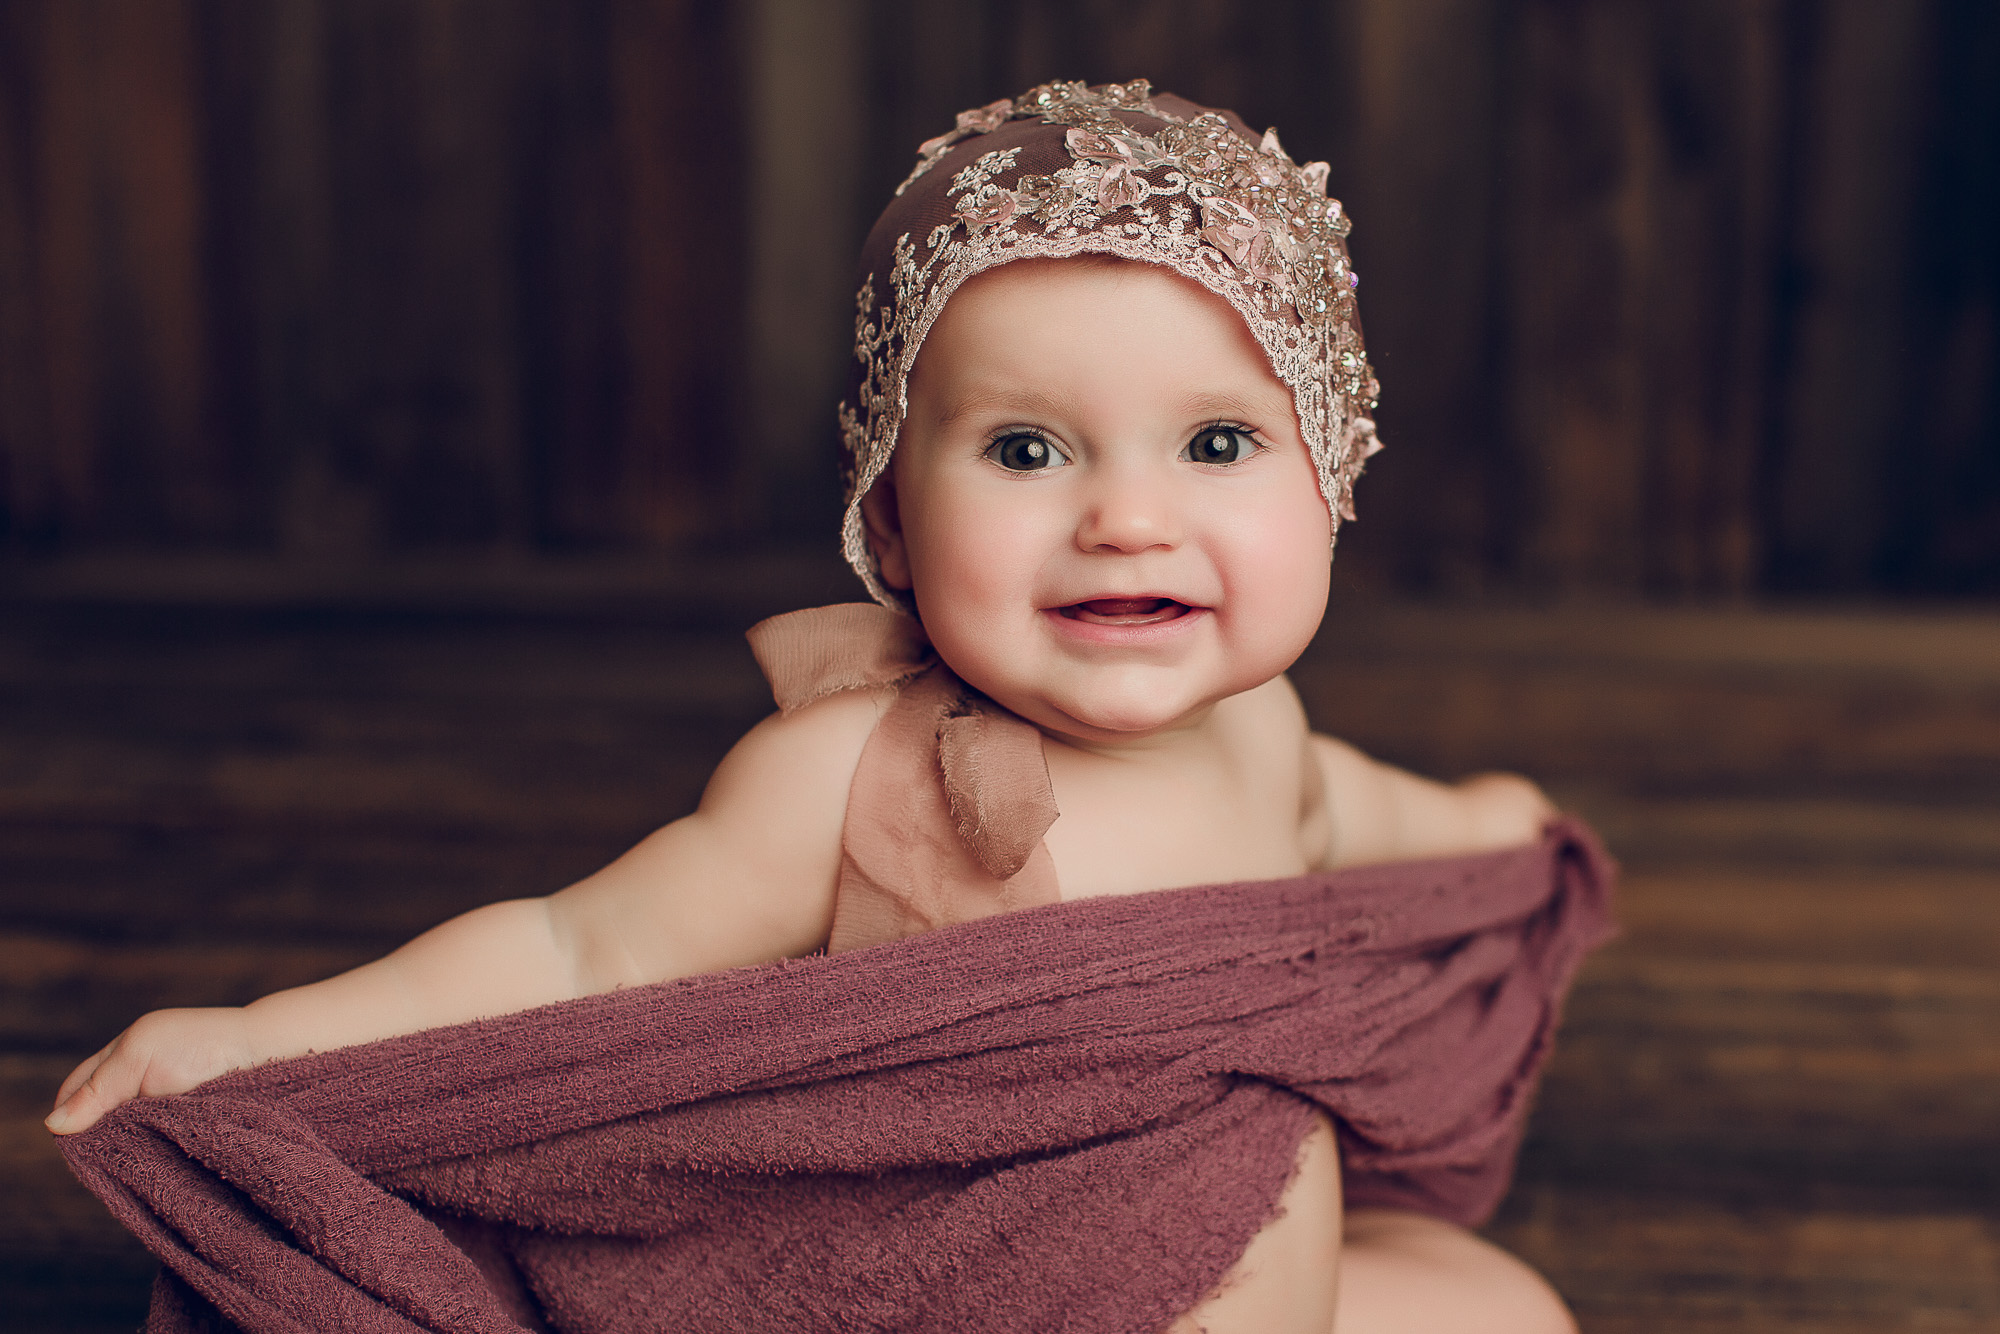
top-left (0, 0), bottom-right (746, 557)
top-left (0, 0), bottom-right (1995, 597)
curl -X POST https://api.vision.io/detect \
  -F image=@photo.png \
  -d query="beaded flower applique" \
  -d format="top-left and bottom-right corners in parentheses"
top-left (839, 79), bottom-right (1383, 609)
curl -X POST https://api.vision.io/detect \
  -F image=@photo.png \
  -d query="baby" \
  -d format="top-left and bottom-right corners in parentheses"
top-left (52, 81), bottom-right (1575, 1332)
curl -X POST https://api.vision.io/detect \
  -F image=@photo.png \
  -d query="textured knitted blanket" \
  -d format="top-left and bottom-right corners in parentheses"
top-left (60, 819), bottom-right (1613, 1334)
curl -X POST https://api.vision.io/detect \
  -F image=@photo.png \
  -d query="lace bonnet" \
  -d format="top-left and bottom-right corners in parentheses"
top-left (839, 79), bottom-right (1383, 608)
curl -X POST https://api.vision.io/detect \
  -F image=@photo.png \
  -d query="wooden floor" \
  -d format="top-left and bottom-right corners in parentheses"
top-left (2, 570), bottom-right (1996, 1331)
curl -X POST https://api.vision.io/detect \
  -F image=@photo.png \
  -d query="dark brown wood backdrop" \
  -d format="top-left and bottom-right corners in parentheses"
top-left (1, 0), bottom-right (1996, 597)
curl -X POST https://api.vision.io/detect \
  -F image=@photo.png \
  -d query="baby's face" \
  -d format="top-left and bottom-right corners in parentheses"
top-left (865, 258), bottom-right (1332, 746)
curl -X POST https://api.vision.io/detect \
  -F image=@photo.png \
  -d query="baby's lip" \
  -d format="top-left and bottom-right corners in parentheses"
top-left (1056, 596), bottom-right (1199, 626)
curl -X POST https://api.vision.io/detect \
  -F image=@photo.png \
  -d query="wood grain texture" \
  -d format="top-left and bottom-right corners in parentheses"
top-left (1490, 1188), bottom-right (2000, 1333)
top-left (0, 0), bottom-right (748, 560)
top-left (1, 0), bottom-right (231, 548)
top-left (5, 1), bottom-right (1996, 593)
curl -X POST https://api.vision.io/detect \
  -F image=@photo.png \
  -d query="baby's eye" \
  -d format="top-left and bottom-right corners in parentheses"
top-left (987, 431), bottom-right (1069, 472)
top-left (1182, 426), bottom-right (1261, 465)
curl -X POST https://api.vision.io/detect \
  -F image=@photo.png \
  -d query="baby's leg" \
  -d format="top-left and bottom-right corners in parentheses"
top-left (1171, 1112), bottom-right (1343, 1334)
top-left (1333, 1208), bottom-right (1576, 1334)
top-left (1165, 1118), bottom-right (1574, 1334)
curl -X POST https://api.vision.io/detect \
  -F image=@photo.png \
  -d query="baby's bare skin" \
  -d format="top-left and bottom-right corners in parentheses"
top-left (51, 259), bottom-right (1573, 1332)
top-left (1178, 1116), bottom-right (1575, 1334)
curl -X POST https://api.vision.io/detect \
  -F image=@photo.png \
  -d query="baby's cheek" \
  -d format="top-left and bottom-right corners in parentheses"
top-left (1218, 505), bottom-right (1331, 654)
top-left (910, 498), bottom-right (1053, 606)
top-left (907, 537), bottom-right (1008, 623)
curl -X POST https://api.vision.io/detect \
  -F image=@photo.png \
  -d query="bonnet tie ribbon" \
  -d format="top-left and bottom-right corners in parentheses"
top-left (748, 604), bottom-right (1061, 948)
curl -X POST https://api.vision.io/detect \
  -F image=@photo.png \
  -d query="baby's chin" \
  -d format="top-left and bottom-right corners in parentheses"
top-left (1005, 676), bottom-right (1238, 746)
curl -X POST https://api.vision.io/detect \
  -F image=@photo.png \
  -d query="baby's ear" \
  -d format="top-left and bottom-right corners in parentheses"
top-left (858, 472), bottom-right (914, 591)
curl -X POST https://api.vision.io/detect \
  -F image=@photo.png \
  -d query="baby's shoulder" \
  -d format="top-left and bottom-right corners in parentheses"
top-left (705, 686), bottom-right (895, 813)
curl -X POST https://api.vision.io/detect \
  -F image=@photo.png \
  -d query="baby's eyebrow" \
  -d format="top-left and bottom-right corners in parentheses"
top-left (1176, 390), bottom-right (1296, 425)
top-left (926, 386), bottom-right (1296, 432)
top-left (929, 388), bottom-right (1078, 431)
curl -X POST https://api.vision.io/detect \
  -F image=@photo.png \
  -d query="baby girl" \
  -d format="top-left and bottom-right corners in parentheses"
top-left (53, 81), bottom-right (1586, 1332)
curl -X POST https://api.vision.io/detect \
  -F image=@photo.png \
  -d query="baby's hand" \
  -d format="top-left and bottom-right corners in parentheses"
top-left (46, 1008), bottom-right (257, 1135)
top-left (1458, 771), bottom-right (1559, 848)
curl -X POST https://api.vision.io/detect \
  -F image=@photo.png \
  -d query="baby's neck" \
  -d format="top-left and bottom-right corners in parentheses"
top-left (1032, 675), bottom-right (1318, 899)
top-left (1025, 675), bottom-right (1290, 763)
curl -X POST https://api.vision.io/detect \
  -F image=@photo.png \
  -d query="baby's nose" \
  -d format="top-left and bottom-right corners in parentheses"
top-left (1075, 473), bottom-right (1182, 553)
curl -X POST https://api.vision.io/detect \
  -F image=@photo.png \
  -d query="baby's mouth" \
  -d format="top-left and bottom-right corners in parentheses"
top-left (1059, 597), bottom-right (1194, 626)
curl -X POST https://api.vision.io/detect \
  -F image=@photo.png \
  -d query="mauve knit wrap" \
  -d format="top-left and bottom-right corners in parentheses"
top-left (61, 820), bottom-right (1614, 1334)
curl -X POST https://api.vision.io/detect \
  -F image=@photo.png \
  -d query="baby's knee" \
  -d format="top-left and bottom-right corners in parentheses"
top-left (1337, 1208), bottom-right (1574, 1334)
top-left (1455, 1263), bottom-right (1576, 1334)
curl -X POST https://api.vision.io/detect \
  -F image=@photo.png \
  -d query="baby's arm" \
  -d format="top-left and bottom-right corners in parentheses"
top-left (1309, 732), bottom-right (1555, 869)
top-left (47, 689), bottom-right (888, 1134)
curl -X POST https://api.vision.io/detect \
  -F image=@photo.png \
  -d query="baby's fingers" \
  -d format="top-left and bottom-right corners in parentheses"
top-left (45, 1041), bottom-right (144, 1135)
top-left (45, 1008), bottom-right (254, 1135)
top-left (52, 1037), bottom-right (118, 1111)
